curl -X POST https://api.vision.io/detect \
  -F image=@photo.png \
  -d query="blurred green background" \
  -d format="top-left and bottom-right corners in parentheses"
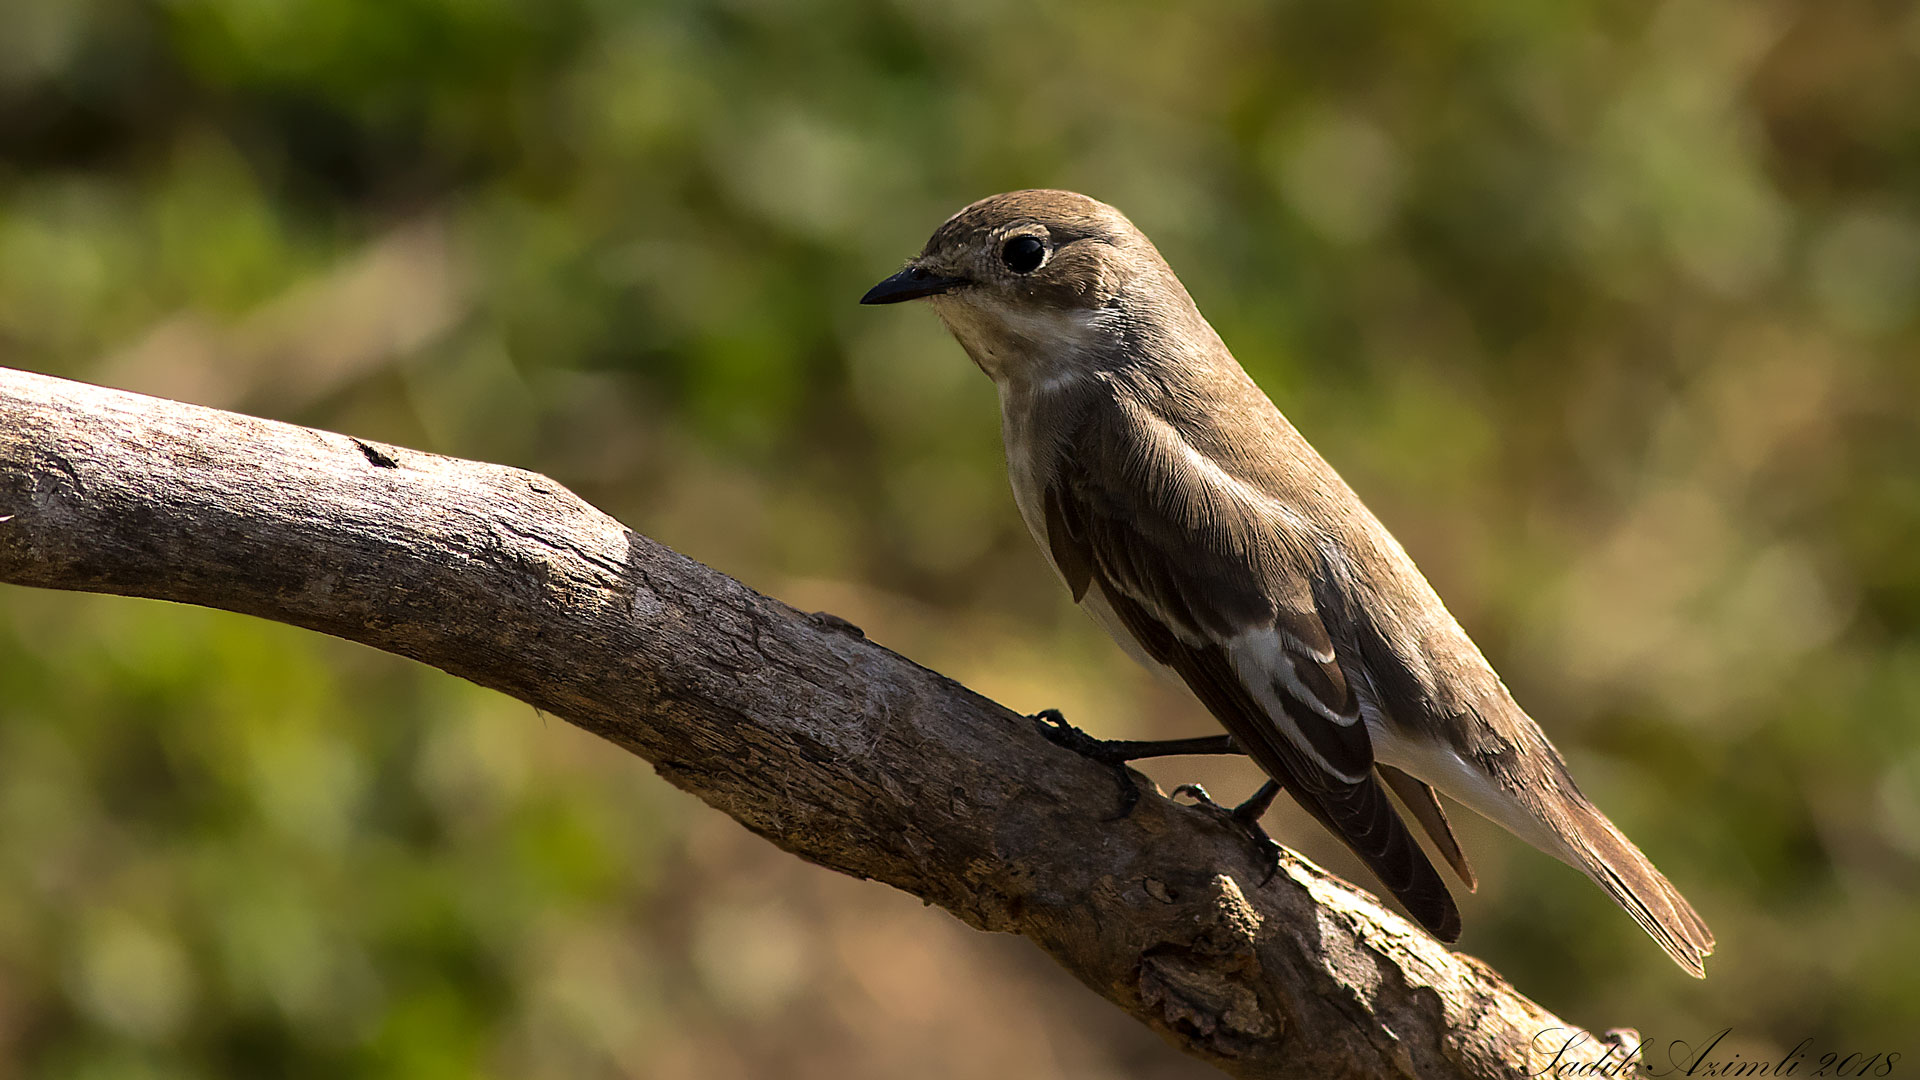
top-left (2, 0), bottom-right (1917, 1076)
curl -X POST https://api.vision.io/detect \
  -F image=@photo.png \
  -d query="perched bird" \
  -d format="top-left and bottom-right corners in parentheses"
top-left (861, 189), bottom-right (1714, 975)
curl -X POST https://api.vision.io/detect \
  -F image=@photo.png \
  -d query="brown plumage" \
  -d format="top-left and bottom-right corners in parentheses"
top-left (862, 189), bottom-right (1714, 975)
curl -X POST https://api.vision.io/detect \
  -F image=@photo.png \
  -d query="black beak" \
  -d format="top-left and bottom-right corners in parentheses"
top-left (860, 266), bottom-right (968, 305)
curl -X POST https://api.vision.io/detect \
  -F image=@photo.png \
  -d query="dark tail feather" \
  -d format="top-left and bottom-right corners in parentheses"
top-left (1379, 764), bottom-right (1476, 892)
top-left (1280, 773), bottom-right (1463, 941)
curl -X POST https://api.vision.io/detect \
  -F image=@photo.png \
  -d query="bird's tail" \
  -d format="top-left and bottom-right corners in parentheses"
top-left (1560, 798), bottom-right (1716, 977)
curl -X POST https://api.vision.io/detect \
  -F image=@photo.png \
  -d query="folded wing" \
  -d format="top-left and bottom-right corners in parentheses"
top-left (1041, 398), bottom-right (1462, 940)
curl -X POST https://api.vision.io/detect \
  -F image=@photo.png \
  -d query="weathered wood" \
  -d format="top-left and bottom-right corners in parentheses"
top-left (0, 365), bottom-right (1623, 1079)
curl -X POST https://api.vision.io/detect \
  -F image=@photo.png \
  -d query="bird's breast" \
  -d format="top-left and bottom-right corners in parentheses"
top-left (997, 386), bottom-right (1053, 560)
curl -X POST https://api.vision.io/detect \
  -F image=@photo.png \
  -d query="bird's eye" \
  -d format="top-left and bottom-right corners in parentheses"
top-left (1001, 235), bottom-right (1046, 274)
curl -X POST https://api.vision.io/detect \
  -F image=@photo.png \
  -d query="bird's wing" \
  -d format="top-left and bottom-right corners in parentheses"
top-left (1041, 395), bottom-right (1460, 940)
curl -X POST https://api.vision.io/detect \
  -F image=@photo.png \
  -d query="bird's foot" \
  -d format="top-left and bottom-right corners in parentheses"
top-left (1033, 708), bottom-right (1118, 762)
top-left (1034, 710), bottom-right (1241, 764)
top-left (1171, 780), bottom-right (1284, 886)
top-left (1032, 709), bottom-right (1142, 819)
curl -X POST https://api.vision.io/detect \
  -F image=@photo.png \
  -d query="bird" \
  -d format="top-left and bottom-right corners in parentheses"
top-left (859, 189), bottom-right (1714, 976)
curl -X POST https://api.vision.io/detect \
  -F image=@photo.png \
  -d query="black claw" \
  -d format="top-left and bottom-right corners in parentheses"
top-left (1035, 713), bottom-right (1243, 766)
top-left (1032, 709), bottom-right (1141, 819)
top-left (1171, 781), bottom-right (1284, 886)
top-left (1232, 781), bottom-right (1285, 885)
top-left (1034, 708), bottom-right (1101, 757)
top-left (1032, 713), bottom-right (1265, 831)
top-left (1170, 782), bottom-right (1218, 808)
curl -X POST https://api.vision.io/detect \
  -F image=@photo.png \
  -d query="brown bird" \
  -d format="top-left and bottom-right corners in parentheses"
top-left (861, 189), bottom-right (1714, 975)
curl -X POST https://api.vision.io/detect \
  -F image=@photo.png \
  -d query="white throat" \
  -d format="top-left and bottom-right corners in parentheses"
top-left (931, 295), bottom-right (1118, 387)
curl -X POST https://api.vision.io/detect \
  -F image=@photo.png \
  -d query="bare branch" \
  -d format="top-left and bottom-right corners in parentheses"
top-left (0, 366), bottom-right (1623, 1079)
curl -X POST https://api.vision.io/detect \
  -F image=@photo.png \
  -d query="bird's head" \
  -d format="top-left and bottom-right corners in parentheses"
top-left (862, 190), bottom-right (1198, 383)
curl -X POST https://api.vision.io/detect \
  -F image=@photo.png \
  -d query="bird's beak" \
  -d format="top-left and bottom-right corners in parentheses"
top-left (860, 265), bottom-right (968, 305)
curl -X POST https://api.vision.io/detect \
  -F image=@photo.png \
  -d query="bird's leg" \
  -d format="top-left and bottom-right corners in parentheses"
top-left (1031, 709), bottom-right (1240, 764)
top-left (1032, 709), bottom-right (1245, 820)
top-left (1232, 778), bottom-right (1283, 824)
top-left (1033, 709), bottom-right (1140, 818)
top-left (1090, 734), bottom-right (1243, 760)
top-left (1170, 779), bottom-right (1285, 885)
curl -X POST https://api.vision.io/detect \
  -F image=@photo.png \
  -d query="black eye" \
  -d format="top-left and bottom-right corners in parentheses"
top-left (1001, 235), bottom-right (1046, 274)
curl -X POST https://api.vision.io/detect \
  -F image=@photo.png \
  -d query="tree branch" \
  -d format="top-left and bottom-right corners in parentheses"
top-left (0, 366), bottom-right (1624, 1079)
